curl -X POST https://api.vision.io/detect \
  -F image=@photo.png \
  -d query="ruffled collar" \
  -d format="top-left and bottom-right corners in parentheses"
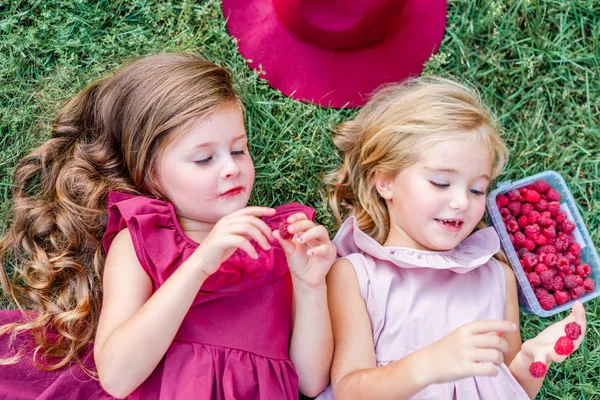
top-left (332, 217), bottom-right (500, 274)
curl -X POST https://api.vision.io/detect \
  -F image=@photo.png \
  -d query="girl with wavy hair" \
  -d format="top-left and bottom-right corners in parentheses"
top-left (0, 52), bottom-right (334, 399)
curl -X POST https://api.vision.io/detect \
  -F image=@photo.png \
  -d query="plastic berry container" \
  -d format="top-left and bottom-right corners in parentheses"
top-left (487, 170), bottom-right (600, 317)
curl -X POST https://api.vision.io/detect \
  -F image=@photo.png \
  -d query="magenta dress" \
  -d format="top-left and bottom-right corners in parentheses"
top-left (0, 191), bottom-right (312, 399)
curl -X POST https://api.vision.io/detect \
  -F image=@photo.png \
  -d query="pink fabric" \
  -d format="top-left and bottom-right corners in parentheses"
top-left (0, 191), bottom-right (314, 399)
top-left (316, 217), bottom-right (529, 399)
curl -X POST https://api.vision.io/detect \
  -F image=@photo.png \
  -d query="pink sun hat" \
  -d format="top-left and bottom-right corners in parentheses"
top-left (222, 0), bottom-right (447, 108)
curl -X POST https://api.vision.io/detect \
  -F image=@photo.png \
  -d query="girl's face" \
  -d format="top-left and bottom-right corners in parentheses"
top-left (377, 138), bottom-right (493, 251)
top-left (158, 103), bottom-right (255, 226)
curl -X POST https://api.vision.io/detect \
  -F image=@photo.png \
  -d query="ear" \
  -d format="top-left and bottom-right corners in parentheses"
top-left (375, 171), bottom-right (394, 200)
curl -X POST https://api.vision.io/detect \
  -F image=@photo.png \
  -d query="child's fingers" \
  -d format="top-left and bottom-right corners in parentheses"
top-left (470, 362), bottom-right (499, 377)
top-left (571, 301), bottom-right (586, 333)
top-left (229, 216), bottom-right (274, 242)
top-left (286, 212), bottom-right (309, 223)
top-left (228, 206), bottom-right (277, 219)
top-left (295, 225), bottom-right (330, 245)
top-left (472, 348), bottom-right (505, 366)
top-left (307, 243), bottom-right (336, 259)
top-left (231, 223), bottom-right (272, 251)
top-left (228, 236), bottom-right (259, 259)
top-left (471, 334), bottom-right (510, 356)
top-left (272, 229), bottom-right (297, 255)
top-left (467, 320), bottom-right (518, 335)
top-left (286, 220), bottom-right (316, 236)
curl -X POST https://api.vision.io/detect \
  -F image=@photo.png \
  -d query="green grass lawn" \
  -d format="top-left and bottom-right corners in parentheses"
top-left (1, 0), bottom-right (599, 398)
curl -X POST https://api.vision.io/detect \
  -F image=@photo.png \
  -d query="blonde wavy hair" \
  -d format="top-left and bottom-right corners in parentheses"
top-left (328, 76), bottom-right (508, 245)
top-left (0, 52), bottom-right (240, 374)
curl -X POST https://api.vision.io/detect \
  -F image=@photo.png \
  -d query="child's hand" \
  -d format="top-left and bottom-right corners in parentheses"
top-left (520, 301), bottom-right (586, 366)
top-left (273, 212), bottom-right (336, 289)
top-left (193, 207), bottom-right (276, 278)
top-left (424, 320), bottom-right (518, 385)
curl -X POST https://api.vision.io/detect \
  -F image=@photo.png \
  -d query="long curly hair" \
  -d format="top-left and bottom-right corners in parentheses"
top-left (327, 76), bottom-right (508, 245)
top-left (0, 52), bottom-right (240, 374)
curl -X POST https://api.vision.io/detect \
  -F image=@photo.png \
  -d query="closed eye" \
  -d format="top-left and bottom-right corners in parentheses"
top-left (232, 150), bottom-right (245, 156)
top-left (195, 157), bottom-right (212, 165)
top-left (470, 189), bottom-right (486, 196)
top-left (430, 181), bottom-right (449, 189)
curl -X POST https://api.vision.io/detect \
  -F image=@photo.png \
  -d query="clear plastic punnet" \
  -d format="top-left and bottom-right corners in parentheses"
top-left (487, 170), bottom-right (600, 317)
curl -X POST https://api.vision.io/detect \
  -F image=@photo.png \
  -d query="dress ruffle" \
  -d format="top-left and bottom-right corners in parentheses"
top-left (103, 191), bottom-right (314, 293)
top-left (332, 216), bottom-right (501, 274)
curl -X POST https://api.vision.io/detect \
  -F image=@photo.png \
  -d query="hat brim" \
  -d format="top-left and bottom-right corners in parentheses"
top-left (223, 0), bottom-right (447, 108)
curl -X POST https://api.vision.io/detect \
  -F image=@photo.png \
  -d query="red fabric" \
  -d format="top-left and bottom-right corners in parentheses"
top-left (102, 191), bottom-right (315, 399)
top-left (0, 192), bottom-right (315, 399)
top-left (222, 0), bottom-right (447, 108)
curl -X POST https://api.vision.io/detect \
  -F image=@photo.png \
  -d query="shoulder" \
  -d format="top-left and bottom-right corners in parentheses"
top-left (497, 259), bottom-right (518, 288)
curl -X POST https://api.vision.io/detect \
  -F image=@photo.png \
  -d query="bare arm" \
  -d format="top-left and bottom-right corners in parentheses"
top-left (279, 214), bottom-right (334, 396)
top-left (289, 280), bottom-right (333, 397)
top-left (94, 229), bottom-right (210, 398)
top-left (329, 259), bottom-right (432, 399)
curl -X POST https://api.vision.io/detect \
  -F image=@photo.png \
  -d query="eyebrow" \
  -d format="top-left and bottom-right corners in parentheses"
top-left (192, 135), bottom-right (247, 149)
top-left (424, 167), bottom-right (491, 181)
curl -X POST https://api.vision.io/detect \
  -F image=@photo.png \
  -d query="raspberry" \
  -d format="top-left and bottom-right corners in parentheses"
top-left (539, 253), bottom-right (557, 267)
top-left (540, 270), bottom-right (555, 287)
top-left (535, 288), bottom-right (550, 299)
top-left (570, 285), bottom-right (585, 299)
top-left (583, 277), bottom-right (595, 293)
top-left (520, 187), bottom-right (529, 196)
top-left (522, 252), bottom-right (538, 268)
top-left (547, 201), bottom-right (561, 216)
top-left (514, 231), bottom-right (527, 245)
top-left (529, 361), bottom-right (547, 378)
top-left (555, 238), bottom-right (570, 252)
top-left (535, 199), bottom-right (548, 212)
top-left (278, 222), bottom-right (293, 240)
top-left (507, 189), bottom-right (520, 201)
top-left (509, 234), bottom-right (515, 245)
top-left (553, 275), bottom-right (565, 291)
top-left (556, 256), bottom-right (570, 270)
top-left (534, 263), bottom-right (548, 275)
top-left (564, 275), bottom-right (580, 289)
top-left (525, 190), bottom-right (541, 203)
top-left (537, 245), bottom-right (557, 255)
top-left (542, 226), bottom-right (557, 239)
top-left (500, 207), bottom-right (512, 221)
top-left (496, 194), bottom-right (509, 207)
top-left (554, 290), bottom-right (570, 305)
top-left (508, 201), bottom-right (522, 217)
top-left (520, 203), bottom-right (535, 215)
top-left (517, 248), bottom-right (530, 258)
top-left (527, 272), bottom-right (541, 287)
top-left (535, 235), bottom-right (548, 246)
top-left (538, 292), bottom-right (556, 310)
top-left (577, 264), bottom-right (592, 278)
top-left (517, 215), bottom-right (530, 229)
top-left (576, 264), bottom-right (591, 278)
top-left (539, 212), bottom-right (553, 227)
top-left (556, 211), bottom-right (568, 223)
top-left (546, 189), bottom-right (561, 202)
top-left (528, 211), bottom-right (541, 225)
top-left (567, 243), bottom-right (581, 257)
top-left (533, 180), bottom-right (552, 194)
top-left (505, 219), bottom-right (519, 233)
top-left (559, 221), bottom-right (576, 234)
top-left (563, 252), bottom-right (577, 265)
top-left (564, 322), bottom-right (582, 340)
top-left (554, 336), bottom-right (574, 355)
top-left (525, 224), bottom-right (541, 238)
top-left (524, 239), bottom-right (536, 251)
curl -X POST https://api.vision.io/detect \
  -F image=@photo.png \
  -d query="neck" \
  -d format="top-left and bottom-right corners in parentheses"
top-left (383, 225), bottom-right (429, 250)
top-left (178, 216), bottom-right (216, 243)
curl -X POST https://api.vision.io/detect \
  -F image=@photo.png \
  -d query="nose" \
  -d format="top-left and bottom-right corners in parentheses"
top-left (448, 188), bottom-right (470, 211)
top-left (222, 155), bottom-right (241, 179)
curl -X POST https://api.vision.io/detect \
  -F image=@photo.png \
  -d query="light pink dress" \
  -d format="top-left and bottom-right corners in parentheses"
top-left (317, 217), bottom-right (529, 400)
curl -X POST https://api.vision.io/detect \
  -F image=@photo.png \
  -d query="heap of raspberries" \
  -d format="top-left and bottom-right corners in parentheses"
top-left (495, 179), bottom-right (595, 311)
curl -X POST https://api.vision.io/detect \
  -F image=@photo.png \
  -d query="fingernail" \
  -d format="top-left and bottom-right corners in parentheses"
top-left (307, 250), bottom-right (313, 256)
top-left (512, 323), bottom-right (517, 331)
top-left (296, 236), bottom-right (304, 243)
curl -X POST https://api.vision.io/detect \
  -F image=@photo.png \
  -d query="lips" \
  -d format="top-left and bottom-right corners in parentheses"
top-left (221, 186), bottom-right (244, 197)
top-left (435, 218), bottom-right (464, 232)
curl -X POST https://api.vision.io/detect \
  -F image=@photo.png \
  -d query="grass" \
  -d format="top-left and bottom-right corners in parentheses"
top-left (0, 0), bottom-right (599, 398)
